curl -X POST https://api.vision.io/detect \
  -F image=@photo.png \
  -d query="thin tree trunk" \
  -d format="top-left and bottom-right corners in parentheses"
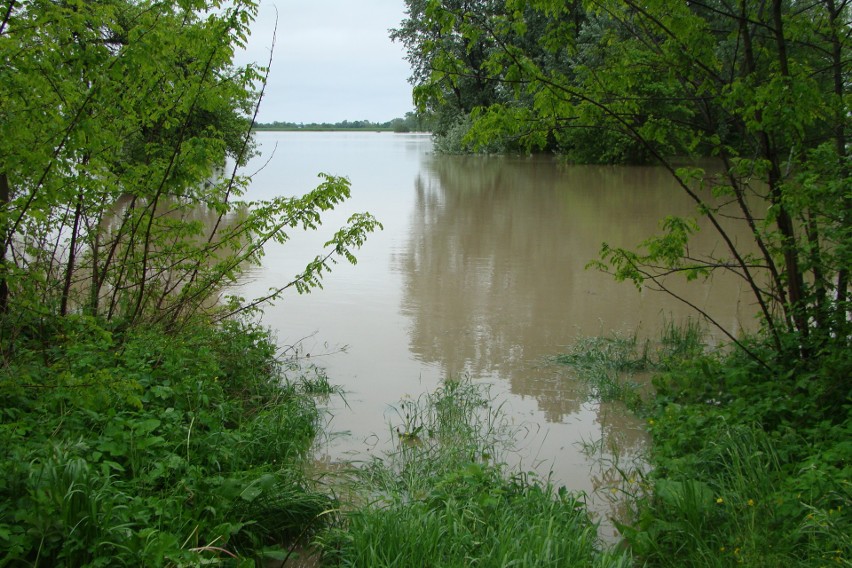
top-left (825, 0), bottom-right (850, 338)
top-left (60, 189), bottom-right (85, 317)
top-left (735, 0), bottom-right (808, 341)
top-left (92, 195), bottom-right (136, 318)
top-left (0, 172), bottom-right (9, 314)
top-left (89, 221), bottom-right (100, 317)
top-left (0, 1), bottom-right (16, 37)
top-left (768, 0), bottom-right (810, 342)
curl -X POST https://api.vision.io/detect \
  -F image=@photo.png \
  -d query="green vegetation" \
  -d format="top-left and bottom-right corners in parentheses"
top-left (624, 334), bottom-right (851, 567)
top-left (314, 378), bottom-right (630, 567)
top-left (253, 113), bottom-right (430, 133)
top-left (0, 0), bottom-right (381, 329)
top-left (558, 324), bottom-right (851, 567)
top-left (0, 1), bottom-right (378, 564)
top-left (0, 317), bottom-right (333, 565)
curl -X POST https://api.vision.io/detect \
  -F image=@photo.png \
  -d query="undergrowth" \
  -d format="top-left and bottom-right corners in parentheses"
top-left (558, 322), bottom-right (851, 567)
top-left (0, 314), bottom-right (334, 566)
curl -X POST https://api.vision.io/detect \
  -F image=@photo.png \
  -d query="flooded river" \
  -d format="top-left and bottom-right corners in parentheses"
top-left (237, 131), bottom-right (756, 536)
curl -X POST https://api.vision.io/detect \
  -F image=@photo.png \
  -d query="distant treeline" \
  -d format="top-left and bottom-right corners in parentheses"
top-left (254, 112), bottom-right (430, 133)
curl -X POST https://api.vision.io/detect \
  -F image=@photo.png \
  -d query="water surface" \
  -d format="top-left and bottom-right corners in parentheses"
top-left (238, 131), bottom-right (756, 535)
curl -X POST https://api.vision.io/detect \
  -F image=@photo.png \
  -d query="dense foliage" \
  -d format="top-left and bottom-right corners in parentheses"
top-left (0, 1), bottom-right (380, 564)
top-left (0, 317), bottom-right (333, 565)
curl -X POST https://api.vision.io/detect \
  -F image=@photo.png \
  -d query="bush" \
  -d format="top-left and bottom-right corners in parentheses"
top-left (620, 334), bottom-right (852, 567)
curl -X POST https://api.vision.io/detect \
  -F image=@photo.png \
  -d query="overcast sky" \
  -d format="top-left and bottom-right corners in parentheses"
top-left (236, 1), bottom-right (414, 124)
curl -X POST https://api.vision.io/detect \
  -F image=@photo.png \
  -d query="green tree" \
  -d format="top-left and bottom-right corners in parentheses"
top-left (398, 0), bottom-right (850, 364)
top-left (392, 0), bottom-right (648, 157)
top-left (391, 0), bottom-right (513, 149)
top-left (0, 0), bottom-right (380, 337)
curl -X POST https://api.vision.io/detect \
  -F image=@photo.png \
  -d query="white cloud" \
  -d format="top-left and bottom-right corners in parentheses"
top-left (237, 0), bottom-right (414, 123)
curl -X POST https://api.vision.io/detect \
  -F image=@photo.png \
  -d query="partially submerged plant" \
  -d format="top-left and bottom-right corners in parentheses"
top-left (313, 377), bottom-right (632, 567)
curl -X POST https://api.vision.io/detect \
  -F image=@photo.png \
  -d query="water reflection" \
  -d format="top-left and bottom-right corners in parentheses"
top-left (240, 133), bottom-right (759, 528)
top-left (397, 154), bottom-right (755, 425)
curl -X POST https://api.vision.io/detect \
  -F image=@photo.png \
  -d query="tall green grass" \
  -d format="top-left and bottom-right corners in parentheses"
top-left (555, 318), bottom-right (705, 407)
top-left (313, 378), bottom-right (631, 567)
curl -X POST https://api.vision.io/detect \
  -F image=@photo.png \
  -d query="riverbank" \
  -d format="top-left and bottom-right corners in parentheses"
top-left (1, 314), bottom-right (847, 566)
top-left (0, 315), bottom-right (626, 566)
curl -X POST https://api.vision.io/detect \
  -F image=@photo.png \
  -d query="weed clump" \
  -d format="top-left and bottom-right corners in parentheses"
top-left (555, 319), bottom-right (705, 408)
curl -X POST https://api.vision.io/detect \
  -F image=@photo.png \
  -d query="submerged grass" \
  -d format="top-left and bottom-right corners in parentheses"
top-left (314, 378), bottom-right (631, 567)
top-left (554, 319), bottom-right (705, 408)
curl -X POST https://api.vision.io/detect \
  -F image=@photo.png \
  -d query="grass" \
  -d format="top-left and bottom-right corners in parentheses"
top-left (554, 319), bottom-right (705, 408)
top-left (313, 378), bottom-right (632, 567)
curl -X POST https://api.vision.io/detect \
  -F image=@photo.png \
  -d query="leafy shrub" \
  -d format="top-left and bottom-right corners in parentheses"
top-left (621, 333), bottom-right (852, 567)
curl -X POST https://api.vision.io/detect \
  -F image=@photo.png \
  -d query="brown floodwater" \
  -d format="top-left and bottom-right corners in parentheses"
top-left (236, 131), bottom-right (758, 537)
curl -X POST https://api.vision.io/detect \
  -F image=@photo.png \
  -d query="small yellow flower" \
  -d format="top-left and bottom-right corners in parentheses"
top-left (648, 418), bottom-right (655, 425)
top-left (719, 547), bottom-right (726, 552)
top-left (747, 499), bottom-right (755, 507)
top-left (716, 497), bottom-right (724, 504)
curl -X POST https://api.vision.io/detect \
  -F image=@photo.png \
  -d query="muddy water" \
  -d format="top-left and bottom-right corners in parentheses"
top-left (238, 131), bottom-right (756, 536)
